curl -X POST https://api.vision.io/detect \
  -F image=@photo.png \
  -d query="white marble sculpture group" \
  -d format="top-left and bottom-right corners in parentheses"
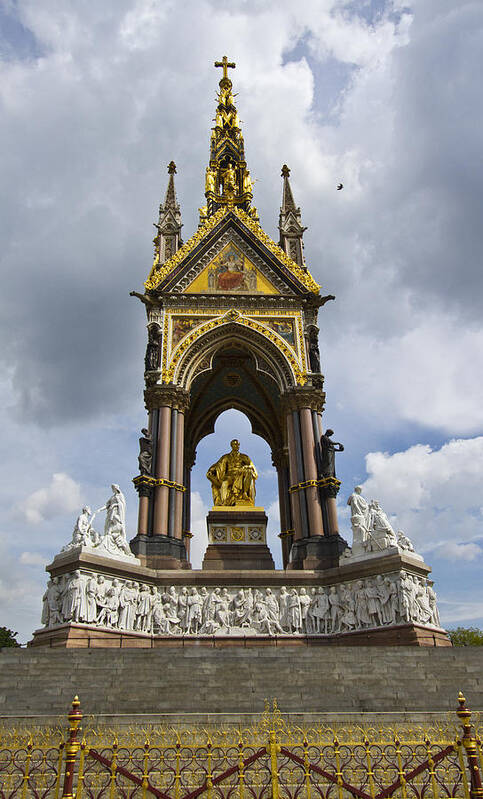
top-left (61, 485), bottom-right (136, 561)
top-left (346, 486), bottom-right (418, 558)
top-left (40, 484), bottom-right (440, 637)
top-left (42, 571), bottom-right (440, 636)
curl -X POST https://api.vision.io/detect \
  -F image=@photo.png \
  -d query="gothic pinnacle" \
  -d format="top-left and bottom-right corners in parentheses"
top-left (202, 57), bottom-right (256, 220)
top-left (279, 164), bottom-right (306, 267)
top-left (153, 161), bottom-right (182, 265)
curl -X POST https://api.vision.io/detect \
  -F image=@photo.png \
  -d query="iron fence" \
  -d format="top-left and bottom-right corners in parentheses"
top-left (0, 694), bottom-right (482, 799)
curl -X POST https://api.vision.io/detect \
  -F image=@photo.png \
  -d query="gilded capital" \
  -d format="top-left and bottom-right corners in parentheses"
top-left (144, 385), bottom-right (190, 412)
top-left (281, 386), bottom-right (325, 414)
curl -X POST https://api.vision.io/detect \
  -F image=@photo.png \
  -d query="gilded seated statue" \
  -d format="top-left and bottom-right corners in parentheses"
top-left (207, 439), bottom-right (258, 507)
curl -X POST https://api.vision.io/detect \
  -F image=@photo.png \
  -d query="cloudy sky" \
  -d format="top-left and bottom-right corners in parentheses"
top-left (1, 0), bottom-right (482, 643)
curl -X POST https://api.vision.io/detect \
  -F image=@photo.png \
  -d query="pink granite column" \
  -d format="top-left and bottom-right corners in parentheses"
top-left (275, 462), bottom-right (289, 567)
top-left (173, 409), bottom-right (185, 539)
top-left (137, 495), bottom-right (149, 535)
top-left (286, 412), bottom-right (303, 541)
top-left (326, 495), bottom-right (340, 535)
top-left (300, 407), bottom-right (324, 536)
top-left (153, 405), bottom-right (171, 535)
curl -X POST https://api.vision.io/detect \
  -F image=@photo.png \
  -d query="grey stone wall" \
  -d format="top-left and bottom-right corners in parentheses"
top-left (0, 646), bottom-right (481, 718)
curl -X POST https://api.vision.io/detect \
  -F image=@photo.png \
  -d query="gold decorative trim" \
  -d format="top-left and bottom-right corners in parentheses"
top-left (288, 477), bottom-right (341, 494)
top-left (318, 476), bottom-right (342, 491)
top-left (145, 208), bottom-right (228, 290)
top-left (133, 475), bottom-right (186, 492)
top-left (163, 310), bottom-right (307, 385)
top-left (231, 207), bottom-right (320, 294)
top-left (165, 308), bottom-right (305, 368)
top-left (144, 207), bottom-right (320, 295)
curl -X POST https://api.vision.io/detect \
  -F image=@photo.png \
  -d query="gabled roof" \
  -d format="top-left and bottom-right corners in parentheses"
top-left (145, 206), bottom-right (320, 295)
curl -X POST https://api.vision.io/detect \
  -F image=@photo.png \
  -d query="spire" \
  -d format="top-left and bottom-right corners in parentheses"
top-left (200, 56), bottom-right (258, 223)
top-left (281, 163), bottom-right (296, 212)
top-left (153, 161), bottom-right (183, 264)
top-left (278, 164), bottom-right (307, 268)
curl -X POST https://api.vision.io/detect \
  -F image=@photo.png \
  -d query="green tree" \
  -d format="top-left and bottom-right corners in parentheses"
top-left (448, 627), bottom-right (483, 646)
top-left (0, 627), bottom-right (21, 648)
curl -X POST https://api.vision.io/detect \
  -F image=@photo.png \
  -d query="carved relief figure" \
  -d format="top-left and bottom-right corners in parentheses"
top-left (84, 575), bottom-right (98, 623)
top-left (207, 439), bottom-right (258, 506)
top-left (42, 577), bottom-right (62, 627)
top-left (313, 587), bottom-right (329, 634)
top-left (62, 571), bottom-right (83, 623)
top-left (287, 589), bottom-right (302, 633)
top-left (41, 573), bottom-right (442, 637)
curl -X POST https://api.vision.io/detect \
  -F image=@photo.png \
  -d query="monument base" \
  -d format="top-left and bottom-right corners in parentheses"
top-left (33, 547), bottom-right (449, 647)
top-left (29, 621), bottom-right (451, 648)
top-left (203, 506), bottom-right (274, 570)
top-left (129, 534), bottom-right (190, 570)
top-left (289, 534), bottom-right (349, 570)
top-left (202, 543), bottom-right (275, 570)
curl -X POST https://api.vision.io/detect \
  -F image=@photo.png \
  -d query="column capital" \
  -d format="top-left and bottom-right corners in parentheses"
top-left (144, 385), bottom-right (190, 412)
top-left (281, 386), bottom-right (325, 413)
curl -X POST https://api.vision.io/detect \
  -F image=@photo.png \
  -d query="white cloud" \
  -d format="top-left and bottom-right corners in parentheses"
top-left (328, 318), bottom-right (483, 436)
top-left (432, 542), bottom-right (482, 563)
top-left (19, 551), bottom-right (47, 566)
top-left (20, 473), bottom-right (82, 525)
top-left (438, 599), bottom-right (483, 626)
top-left (359, 437), bottom-right (483, 553)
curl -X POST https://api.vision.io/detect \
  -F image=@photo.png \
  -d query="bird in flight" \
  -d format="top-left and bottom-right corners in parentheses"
top-left (337, 183), bottom-right (343, 191)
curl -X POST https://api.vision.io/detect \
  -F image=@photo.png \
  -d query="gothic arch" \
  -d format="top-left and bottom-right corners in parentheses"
top-left (173, 320), bottom-right (300, 392)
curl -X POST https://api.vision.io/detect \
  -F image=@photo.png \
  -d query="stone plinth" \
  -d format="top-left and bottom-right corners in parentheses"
top-left (30, 621), bottom-right (450, 648)
top-left (203, 506), bottom-right (274, 570)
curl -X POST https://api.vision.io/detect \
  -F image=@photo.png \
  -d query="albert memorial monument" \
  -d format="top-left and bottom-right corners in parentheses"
top-left (30, 57), bottom-right (449, 648)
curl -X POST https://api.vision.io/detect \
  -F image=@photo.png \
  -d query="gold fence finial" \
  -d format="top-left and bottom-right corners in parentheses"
top-left (61, 696), bottom-right (83, 799)
top-left (456, 691), bottom-right (483, 799)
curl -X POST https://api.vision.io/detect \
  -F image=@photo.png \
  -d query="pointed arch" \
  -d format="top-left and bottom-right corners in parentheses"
top-left (172, 319), bottom-right (302, 391)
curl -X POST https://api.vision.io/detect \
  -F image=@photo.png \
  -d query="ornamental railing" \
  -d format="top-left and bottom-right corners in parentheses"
top-left (1, 693), bottom-right (482, 799)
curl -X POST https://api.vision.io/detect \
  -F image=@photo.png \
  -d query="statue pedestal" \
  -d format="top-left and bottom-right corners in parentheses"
top-left (202, 507), bottom-right (274, 570)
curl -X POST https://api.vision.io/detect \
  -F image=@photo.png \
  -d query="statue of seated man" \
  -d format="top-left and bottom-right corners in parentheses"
top-left (206, 439), bottom-right (258, 506)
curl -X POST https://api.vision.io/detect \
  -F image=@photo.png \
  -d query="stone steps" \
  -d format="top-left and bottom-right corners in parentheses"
top-left (0, 646), bottom-right (481, 718)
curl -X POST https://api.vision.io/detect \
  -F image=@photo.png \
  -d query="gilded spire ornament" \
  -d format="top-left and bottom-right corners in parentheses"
top-left (202, 56), bottom-right (258, 221)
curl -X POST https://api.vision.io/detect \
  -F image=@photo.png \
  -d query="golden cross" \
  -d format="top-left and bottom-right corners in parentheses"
top-left (214, 55), bottom-right (236, 80)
